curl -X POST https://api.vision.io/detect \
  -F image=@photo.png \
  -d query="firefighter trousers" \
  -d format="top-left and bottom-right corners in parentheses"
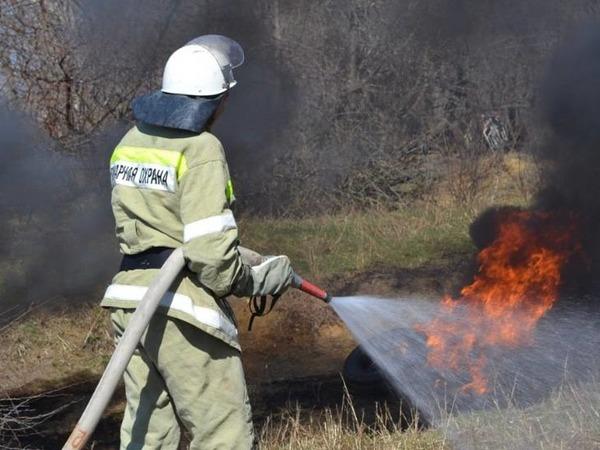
top-left (110, 308), bottom-right (254, 450)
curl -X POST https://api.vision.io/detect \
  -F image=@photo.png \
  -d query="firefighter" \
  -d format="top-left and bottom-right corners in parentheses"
top-left (101, 35), bottom-right (293, 449)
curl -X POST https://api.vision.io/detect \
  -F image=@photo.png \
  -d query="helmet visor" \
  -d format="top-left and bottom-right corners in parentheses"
top-left (186, 35), bottom-right (245, 69)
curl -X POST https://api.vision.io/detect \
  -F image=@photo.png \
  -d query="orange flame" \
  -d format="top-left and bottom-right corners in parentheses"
top-left (416, 210), bottom-right (580, 394)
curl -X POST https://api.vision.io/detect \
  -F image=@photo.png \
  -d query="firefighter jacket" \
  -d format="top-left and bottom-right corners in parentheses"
top-left (101, 123), bottom-right (292, 349)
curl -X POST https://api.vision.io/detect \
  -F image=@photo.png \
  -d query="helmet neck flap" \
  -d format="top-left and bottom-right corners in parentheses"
top-left (131, 91), bottom-right (223, 133)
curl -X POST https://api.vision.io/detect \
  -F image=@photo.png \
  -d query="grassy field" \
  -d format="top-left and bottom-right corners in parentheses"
top-left (241, 152), bottom-right (536, 279)
top-left (0, 203), bottom-right (479, 396)
top-left (3, 152), bottom-right (568, 449)
top-left (241, 204), bottom-right (474, 279)
top-left (0, 196), bottom-right (481, 394)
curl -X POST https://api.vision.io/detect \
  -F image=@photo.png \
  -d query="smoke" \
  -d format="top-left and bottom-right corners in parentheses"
top-left (0, 104), bottom-right (121, 322)
top-left (4, 2), bottom-right (599, 313)
top-left (467, 25), bottom-right (600, 293)
top-left (533, 25), bottom-right (600, 288)
top-left (75, 0), bottom-right (296, 210)
top-left (0, 1), bottom-right (298, 319)
top-left (538, 25), bottom-right (600, 210)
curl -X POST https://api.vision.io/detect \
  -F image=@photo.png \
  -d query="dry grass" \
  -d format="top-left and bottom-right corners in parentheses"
top-left (258, 377), bottom-right (600, 450)
top-left (442, 379), bottom-right (600, 450)
top-left (259, 402), bottom-right (447, 450)
top-left (433, 151), bottom-right (539, 215)
top-left (0, 303), bottom-right (113, 395)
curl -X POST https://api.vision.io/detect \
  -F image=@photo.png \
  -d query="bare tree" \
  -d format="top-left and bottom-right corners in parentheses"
top-left (2, 0), bottom-right (598, 211)
top-left (0, 0), bottom-right (183, 151)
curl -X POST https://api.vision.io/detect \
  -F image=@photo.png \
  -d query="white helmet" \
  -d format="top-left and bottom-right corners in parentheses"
top-left (161, 35), bottom-right (244, 97)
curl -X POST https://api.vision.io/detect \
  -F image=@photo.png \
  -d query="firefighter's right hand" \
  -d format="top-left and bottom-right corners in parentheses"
top-left (233, 255), bottom-right (294, 297)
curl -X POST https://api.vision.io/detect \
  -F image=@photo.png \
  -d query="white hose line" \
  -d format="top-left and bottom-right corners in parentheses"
top-left (63, 247), bottom-right (185, 450)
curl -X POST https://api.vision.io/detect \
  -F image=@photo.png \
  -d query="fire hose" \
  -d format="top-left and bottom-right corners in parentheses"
top-left (63, 247), bottom-right (330, 450)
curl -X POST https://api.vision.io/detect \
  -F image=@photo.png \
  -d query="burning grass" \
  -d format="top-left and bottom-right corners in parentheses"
top-left (1, 152), bottom-right (566, 447)
top-left (0, 153), bottom-right (541, 400)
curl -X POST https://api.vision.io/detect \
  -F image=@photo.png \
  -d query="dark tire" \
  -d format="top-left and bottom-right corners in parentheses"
top-left (342, 344), bottom-right (430, 429)
top-left (342, 346), bottom-right (386, 387)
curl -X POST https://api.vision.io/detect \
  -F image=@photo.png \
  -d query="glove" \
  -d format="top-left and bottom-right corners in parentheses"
top-left (233, 255), bottom-right (294, 297)
top-left (238, 246), bottom-right (265, 266)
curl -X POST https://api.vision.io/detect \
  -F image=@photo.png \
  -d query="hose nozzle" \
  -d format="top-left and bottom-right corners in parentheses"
top-left (292, 273), bottom-right (332, 303)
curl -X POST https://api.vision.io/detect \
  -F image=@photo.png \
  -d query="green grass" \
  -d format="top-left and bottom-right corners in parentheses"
top-left (240, 206), bottom-right (475, 280)
top-left (240, 151), bottom-right (540, 280)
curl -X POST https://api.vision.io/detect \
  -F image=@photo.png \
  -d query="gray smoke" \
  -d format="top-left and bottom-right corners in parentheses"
top-left (537, 25), bottom-right (600, 218)
top-left (75, 0), bottom-right (296, 210)
top-left (532, 25), bottom-right (600, 290)
top-left (0, 104), bottom-right (121, 323)
top-left (0, 0), bottom-right (297, 320)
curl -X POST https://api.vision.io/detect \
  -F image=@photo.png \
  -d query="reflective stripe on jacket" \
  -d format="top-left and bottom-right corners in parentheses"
top-left (101, 122), bottom-right (246, 350)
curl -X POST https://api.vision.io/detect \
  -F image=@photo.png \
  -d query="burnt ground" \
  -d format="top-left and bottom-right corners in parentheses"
top-left (2, 261), bottom-right (471, 449)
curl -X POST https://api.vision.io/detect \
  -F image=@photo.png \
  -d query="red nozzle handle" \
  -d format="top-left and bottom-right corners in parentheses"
top-left (292, 273), bottom-right (331, 303)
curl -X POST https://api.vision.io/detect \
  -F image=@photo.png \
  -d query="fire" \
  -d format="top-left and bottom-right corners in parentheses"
top-left (416, 210), bottom-right (580, 394)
